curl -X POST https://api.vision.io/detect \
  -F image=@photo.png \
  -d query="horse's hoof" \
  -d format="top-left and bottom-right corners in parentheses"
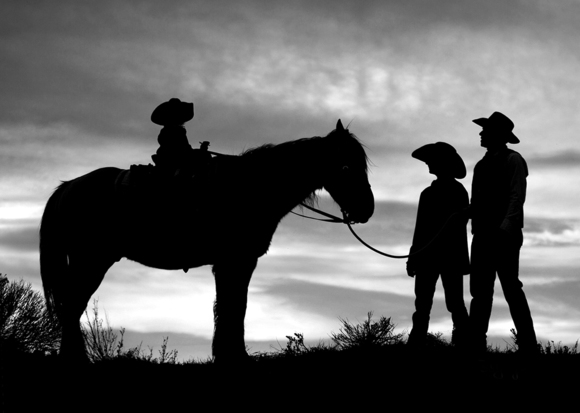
top-left (213, 354), bottom-right (254, 367)
top-left (58, 351), bottom-right (91, 368)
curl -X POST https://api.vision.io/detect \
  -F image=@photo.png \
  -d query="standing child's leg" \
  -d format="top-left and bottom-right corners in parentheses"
top-left (441, 272), bottom-right (469, 347)
top-left (409, 271), bottom-right (439, 346)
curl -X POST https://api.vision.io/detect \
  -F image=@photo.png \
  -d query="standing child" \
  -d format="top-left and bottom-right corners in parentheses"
top-left (406, 142), bottom-right (470, 348)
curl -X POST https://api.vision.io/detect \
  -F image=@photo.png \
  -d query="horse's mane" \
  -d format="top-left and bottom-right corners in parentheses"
top-left (238, 128), bottom-right (370, 207)
top-left (240, 129), bottom-right (370, 171)
top-left (240, 136), bottom-right (321, 158)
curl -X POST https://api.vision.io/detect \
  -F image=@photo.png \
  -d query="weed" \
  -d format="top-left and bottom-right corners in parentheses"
top-left (82, 300), bottom-right (124, 361)
top-left (424, 331), bottom-right (452, 348)
top-left (541, 339), bottom-right (579, 356)
top-left (81, 299), bottom-right (178, 363)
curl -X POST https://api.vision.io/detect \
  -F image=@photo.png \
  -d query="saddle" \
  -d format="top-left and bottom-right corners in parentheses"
top-left (115, 155), bottom-right (215, 214)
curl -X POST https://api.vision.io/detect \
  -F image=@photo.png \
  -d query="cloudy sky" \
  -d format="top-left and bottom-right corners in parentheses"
top-left (2, 0), bottom-right (580, 360)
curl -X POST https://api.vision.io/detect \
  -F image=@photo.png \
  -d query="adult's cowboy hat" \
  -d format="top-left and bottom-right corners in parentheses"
top-left (472, 111), bottom-right (519, 144)
top-left (151, 98), bottom-right (194, 126)
top-left (412, 141), bottom-right (467, 179)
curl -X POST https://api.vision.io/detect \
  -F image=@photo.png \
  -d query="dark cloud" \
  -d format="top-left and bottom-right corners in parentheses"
top-left (308, 0), bottom-right (546, 33)
top-left (264, 278), bottom-right (411, 321)
top-left (523, 265), bottom-right (580, 283)
top-left (275, 198), bottom-right (417, 250)
top-left (0, 259), bottom-right (41, 289)
top-left (0, 2), bottom-right (179, 137)
top-left (528, 151), bottom-right (580, 169)
top-left (0, 225), bottom-right (38, 252)
top-left (523, 217), bottom-right (580, 247)
top-left (346, 199), bottom-right (418, 245)
top-left (2, 0), bottom-right (575, 140)
top-left (192, 99), bottom-right (342, 154)
top-left (525, 217), bottom-right (577, 234)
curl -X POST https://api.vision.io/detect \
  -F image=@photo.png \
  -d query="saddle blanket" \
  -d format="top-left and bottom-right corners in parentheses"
top-left (114, 164), bottom-right (156, 193)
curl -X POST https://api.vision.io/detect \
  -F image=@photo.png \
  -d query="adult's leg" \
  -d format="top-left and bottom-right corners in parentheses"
top-left (469, 233), bottom-right (497, 352)
top-left (496, 229), bottom-right (537, 353)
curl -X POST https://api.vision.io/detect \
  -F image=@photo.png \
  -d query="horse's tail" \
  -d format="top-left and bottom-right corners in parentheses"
top-left (40, 182), bottom-right (70, 320)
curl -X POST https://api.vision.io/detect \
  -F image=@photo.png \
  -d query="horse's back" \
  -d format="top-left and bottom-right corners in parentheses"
top-left (66, 166), bottom-right (123, 188)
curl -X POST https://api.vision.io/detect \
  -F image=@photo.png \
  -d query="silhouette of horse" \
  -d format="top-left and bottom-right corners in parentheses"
top-left (40, 120), bottom-right (374, 362)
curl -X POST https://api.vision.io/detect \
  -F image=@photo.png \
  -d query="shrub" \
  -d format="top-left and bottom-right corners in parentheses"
top-left (330, 312), bottom-right (404, 350)
top-left (0, 275), bottom-right (61, 354)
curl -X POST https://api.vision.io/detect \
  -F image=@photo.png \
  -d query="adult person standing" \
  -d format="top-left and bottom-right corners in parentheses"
top-left (469, 112), bottom-right (538, 355)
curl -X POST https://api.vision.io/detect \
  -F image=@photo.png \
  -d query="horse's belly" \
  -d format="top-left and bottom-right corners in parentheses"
top-left (120, 208), bottom-right (272, 269)
top-left (123, 231), bottom-right (214, 270)
top-left (125, 248), bottom-right (212, 271)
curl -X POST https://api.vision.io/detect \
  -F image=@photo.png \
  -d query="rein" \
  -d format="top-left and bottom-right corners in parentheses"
top-left (293, 202), bottom-right (457, 260)
top-left (291, 203), bottom-right (345, 223)
top-left (292, 203), bottom-right (411, 258)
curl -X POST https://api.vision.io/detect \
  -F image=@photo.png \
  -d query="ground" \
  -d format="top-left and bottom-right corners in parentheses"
top-left (2, 345), bottom-right (577, 411)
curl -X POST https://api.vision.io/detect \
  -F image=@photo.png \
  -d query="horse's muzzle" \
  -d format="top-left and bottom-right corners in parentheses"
top-left (344, 190), bottom-right (374, 224)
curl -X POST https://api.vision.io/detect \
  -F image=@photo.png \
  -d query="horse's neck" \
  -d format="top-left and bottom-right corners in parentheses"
top-left (264, 137), bottom-right (328, 208)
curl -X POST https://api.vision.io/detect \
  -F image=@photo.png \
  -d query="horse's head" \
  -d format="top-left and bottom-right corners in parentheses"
top-left (322, 120), bottom-right (374, 224)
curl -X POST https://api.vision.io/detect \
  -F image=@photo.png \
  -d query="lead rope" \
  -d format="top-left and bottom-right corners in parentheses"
top-left (294, 202), bottom-right (460, 259)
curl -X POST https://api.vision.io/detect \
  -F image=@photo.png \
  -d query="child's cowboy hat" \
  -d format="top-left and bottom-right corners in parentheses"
top-left (151, 98), bottom-right (194, 126)
top-left (412, 142), bottom-right (467, 179)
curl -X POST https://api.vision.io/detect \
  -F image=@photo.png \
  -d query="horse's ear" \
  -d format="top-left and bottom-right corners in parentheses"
top-left (336, 119), bottom-right (345, 132)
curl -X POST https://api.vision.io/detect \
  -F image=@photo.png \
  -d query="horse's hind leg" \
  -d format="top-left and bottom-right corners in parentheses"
top-left (212, 258), bottom-right (257, 362)
top-left (59, 256), bottom-right (114, 362)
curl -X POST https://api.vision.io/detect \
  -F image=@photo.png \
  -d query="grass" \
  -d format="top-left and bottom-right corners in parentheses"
top-left (2, 275), bottom-right (579, 362)
top-left (2, 274), bottom-right (579, 361)
top-left (1, 275), bottom-right (579, 409)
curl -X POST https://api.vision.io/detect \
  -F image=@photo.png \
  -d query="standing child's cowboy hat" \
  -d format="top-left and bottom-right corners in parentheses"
top-left (472, 111), bottom-right (519, 144)
top-left (151, 98), bottom-right (194, 126)
top-left (412, 142), bottom-right (467, 179)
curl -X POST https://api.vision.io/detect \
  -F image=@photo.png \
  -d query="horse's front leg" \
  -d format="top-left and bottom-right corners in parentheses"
top-left (211, 258), bottom-right (257, 362)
